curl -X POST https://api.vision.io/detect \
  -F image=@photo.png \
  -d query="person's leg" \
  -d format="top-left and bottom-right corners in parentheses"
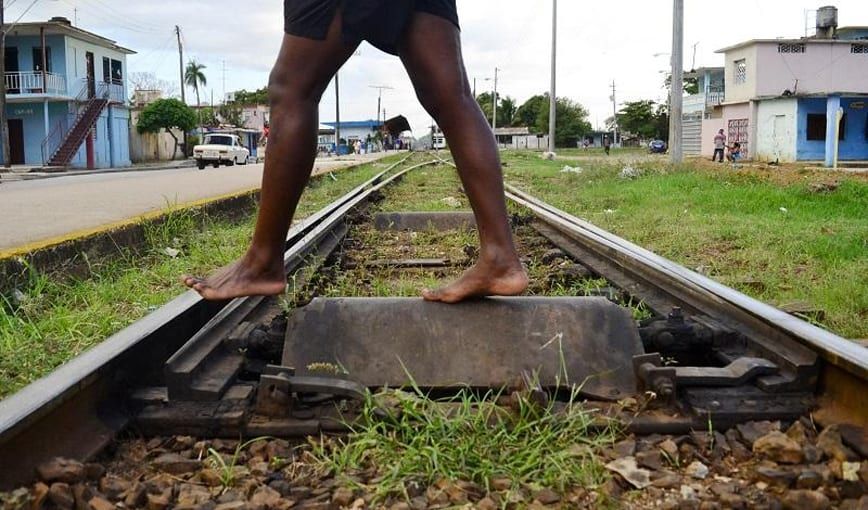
top-left (397, 12), bottom-right (527, 303)
top-left (184, 12), bottom-right (359, 300)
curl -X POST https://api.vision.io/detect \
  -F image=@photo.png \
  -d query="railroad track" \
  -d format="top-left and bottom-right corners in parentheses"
top-left (0, 153), bottom-right (865, 491)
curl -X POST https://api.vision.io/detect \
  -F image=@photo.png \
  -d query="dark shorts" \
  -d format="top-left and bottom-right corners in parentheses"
top-left (284, 0), bottom-right (460, 56)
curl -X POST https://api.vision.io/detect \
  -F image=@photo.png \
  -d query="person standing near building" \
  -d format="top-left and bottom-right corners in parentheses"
top-left (183, 0), bottom-right (528, 303)
top-left (603, 136), bottom-right (611, 156)
top-left (712, 129), bottom-right (726, 163)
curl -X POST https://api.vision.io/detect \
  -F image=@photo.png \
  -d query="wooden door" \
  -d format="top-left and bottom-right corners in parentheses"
top-left (7, 119), bottom-right (25, 165)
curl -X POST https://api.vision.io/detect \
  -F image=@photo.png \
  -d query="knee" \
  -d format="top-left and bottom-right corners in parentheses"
top-left (415, 82), bottom-right (473, 121)
top-left (268, 67), bottom-right (320, 111)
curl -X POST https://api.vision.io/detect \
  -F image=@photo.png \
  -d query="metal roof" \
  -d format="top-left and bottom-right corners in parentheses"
top-left (321, 120), bottom-right (382, 129)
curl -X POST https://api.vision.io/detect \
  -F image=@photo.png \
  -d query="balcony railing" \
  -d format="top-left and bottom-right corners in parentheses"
top-left (707, 91), bottom-right (725, 106)
top-left (67, 78), bottom-right (126, 104)
top-left (5, 71), bottom-right (67, 96)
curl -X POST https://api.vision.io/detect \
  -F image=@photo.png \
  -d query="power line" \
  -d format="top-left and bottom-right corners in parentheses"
top-left (56, 0), bottom-right (160, 34)
top-left (79, 0), bottom-right (162, 31)
top-left (7, 0), bottom-right (40, 30)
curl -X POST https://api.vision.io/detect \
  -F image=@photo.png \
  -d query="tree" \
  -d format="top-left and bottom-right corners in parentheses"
top-left (514, 95), bottom-right (548, 132)
top-left (185, 60), bottom-right (208, 107)
top-left (499, 97), bottom-right (517, 127)
top-left (475, 92), bottom-right (516, 128)
top-left (198, 106), bottom-right (219, 127)
top-left (233, 88), bottom-right (269, 105)
top-left (536, 95), bottom-right (592, 147)
top-left (128, 72), bottom-right (177, 98)
top-left (617, 100), bottom-right (662, 140)
top-left (218, 102), bottom-right (243, 127)
top-left (137, 99), bottom-right (197, 159)
top-left (663, 73), bottom-right (699, 95)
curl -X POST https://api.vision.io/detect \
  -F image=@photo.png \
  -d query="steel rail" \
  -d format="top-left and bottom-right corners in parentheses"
top-left (0, 154), bottom-right (425, 489)
top-left (504, 184), bottom-right (868, 381)
top-left (431, 155), bottom-right (865, 379)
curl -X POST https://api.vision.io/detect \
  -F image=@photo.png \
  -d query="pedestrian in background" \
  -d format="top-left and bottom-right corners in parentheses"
top-left (604, 136), bottom-right (611, 156)
top-left (712, 129), bottom-right (726, 163)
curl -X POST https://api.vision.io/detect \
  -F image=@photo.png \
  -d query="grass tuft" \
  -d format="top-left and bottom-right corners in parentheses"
top-left (312, 379), bottom-right (616, 502)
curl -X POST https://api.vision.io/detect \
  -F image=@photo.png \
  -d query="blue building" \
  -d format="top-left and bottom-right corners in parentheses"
top-left (3, 17), bottom-right (134, 169)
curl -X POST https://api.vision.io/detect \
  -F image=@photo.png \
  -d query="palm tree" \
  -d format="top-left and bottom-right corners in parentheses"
top-left (184, 59), bottom-right (207, 107)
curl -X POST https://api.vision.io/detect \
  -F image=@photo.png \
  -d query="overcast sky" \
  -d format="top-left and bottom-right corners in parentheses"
top-left (10, 0), bottom-right (868, 135)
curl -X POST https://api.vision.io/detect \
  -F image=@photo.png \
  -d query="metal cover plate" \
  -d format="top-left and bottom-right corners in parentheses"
top-left (283, 297), bottom-right (643, 400)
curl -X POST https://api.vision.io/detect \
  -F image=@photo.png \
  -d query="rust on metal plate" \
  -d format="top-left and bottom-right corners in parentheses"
top-left (282, 297), bottom-right (643, 400)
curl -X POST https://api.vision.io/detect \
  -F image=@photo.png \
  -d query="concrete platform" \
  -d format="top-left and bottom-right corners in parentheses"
top-left (283, 297), bottom-right (644, 400)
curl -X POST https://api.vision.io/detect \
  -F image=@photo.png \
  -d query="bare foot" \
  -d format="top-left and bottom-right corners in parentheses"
top-left (182, 254), bottom-right (286, 301)
top-left (422, 255), bottom-right (528, 304)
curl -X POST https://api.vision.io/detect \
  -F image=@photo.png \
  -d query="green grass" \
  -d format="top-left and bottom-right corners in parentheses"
top-left (0, 155), bottom-right (408, 398)
top-left (378, 163), bottom-right (467, 212)
top-left (313, 383), bottom-right (617, 504)
top-left (501, 151), bottom-right (868, 338)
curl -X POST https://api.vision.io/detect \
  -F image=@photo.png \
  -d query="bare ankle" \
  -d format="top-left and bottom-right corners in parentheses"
top-left (478, 246), bottom-right (522, 269)
top-left (242, 248), bottom-right (285, 275)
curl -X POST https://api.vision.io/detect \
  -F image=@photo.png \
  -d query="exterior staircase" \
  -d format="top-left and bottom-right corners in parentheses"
top-left (46, 84), bottom-right (110, 167)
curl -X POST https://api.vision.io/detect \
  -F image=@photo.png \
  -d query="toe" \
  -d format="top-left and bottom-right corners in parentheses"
top-left (422, 288), bottom-right (444, 302)
top-left (182, 275), bottom-right (200, 287)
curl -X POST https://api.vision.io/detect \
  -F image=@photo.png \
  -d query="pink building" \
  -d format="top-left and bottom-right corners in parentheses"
top-left (695, 7), bottom-right (868, 165)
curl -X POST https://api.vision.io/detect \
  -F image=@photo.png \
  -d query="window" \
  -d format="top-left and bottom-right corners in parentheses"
top-left (102, 57), bottom-right (110, 83)
top-left (734, 59), bottom-right (747, 84)
top-left (852, 44), bottom-right (868, 54)
top-left (32, 47), bottom-right (52, 72)
top-left (806, 113), bottom-right (847, 141)
top-left (778, 43), bottom-right (806, 53)
top-left (110, 59), bottom-right (123, 84)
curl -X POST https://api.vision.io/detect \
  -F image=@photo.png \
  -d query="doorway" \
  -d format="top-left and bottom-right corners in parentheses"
top-left (7, 119), bottom-right (25, 165)
top-left (5, 47), bottom-right (19, 94)
top-left (85, 51), bottom-right (95, 98)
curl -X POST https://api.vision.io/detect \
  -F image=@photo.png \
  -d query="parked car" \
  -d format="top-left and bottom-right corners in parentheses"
top-left (649, 140), bottom-right (667, 154)
top-left (193, 134), bottom-right (250, 169)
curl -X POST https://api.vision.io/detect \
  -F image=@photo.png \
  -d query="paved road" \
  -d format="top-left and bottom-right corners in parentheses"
top-left (0, 153), bottom-right (390, 253)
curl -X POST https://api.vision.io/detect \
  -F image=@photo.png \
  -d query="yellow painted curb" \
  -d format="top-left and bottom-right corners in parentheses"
top-left (0, 186), bottom-right (260, 260)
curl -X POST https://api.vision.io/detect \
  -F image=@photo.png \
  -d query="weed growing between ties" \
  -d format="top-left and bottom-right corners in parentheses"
top-left (312, 380), bottom-right (618, 504)
top-left (0, 156), bottom-right (406, 399)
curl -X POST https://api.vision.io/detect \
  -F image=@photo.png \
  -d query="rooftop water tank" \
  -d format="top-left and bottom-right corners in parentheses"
top-left (816, 5), bottom-right (838, 38)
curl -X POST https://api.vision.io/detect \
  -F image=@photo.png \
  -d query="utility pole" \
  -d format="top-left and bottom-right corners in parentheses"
top-left (334, 73), bottom-right (341, 152)
top-left (492, 67), bottom-right (499, 132)
top-left (222, 61), bottom-right (226, 103)
top-left (548, 0), bottom-right (557, 153)
top-left (611, 81), bottom-right (618, 147)
top-left (175, 25), bottom-right (185, 104)
top-left (369, 85), bottom-right (393, 126)
top-left (1, 0), bottom-right (10, 168)
top-left (669, 0), bottom-right (684, 164)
